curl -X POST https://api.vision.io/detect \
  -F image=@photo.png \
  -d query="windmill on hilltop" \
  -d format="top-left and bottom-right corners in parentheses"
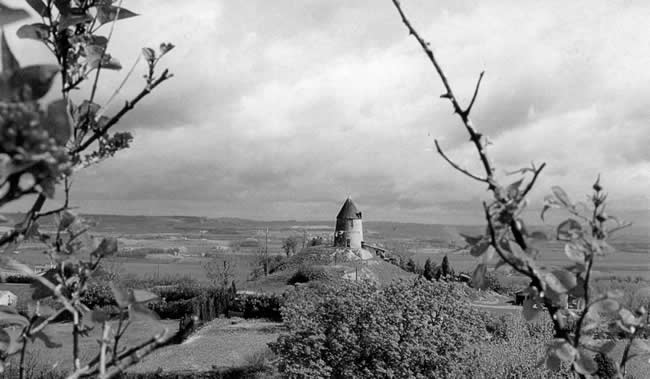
top-left (333, 197), bottom-right (364, 249)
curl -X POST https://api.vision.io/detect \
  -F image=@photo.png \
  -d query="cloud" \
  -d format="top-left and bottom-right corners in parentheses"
top-left (4, 0), bottom-right (649, 224)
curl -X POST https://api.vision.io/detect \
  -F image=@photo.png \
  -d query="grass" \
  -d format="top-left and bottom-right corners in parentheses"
top-left (9, 319), bottom-right (178, 376)
top-left (127, 318), bottom-right (282, 373)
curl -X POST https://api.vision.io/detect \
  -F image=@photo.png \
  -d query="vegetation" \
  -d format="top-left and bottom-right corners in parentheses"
top-left (390, 0), bottom-right (650, 377)
top-left (272, 279), bottom-right (496, 378)
top-left (0, 0), bottom-right (175, 377)
top-left (281, 236), bottom-right (298, 257)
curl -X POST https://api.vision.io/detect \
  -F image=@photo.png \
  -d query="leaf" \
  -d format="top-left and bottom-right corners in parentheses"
top-left (1, 29), bottom-right (19, 72)
top-left (32, 330), bottom-right (61, 348)
top-left (53, 0), bottom-right (71, 15)
top-left (544, 272), bottom-right (568, 294)
top-left (549, 339), bottom-right (577, 362)
top-left (574, 350), bottom-right (597, 375)
top-left (550, 269), bottom-right (577, 292)
top-left (110, 282), bottom-right (132, 308)
top-left (159, 42), bottom-right (174, 55)
top-left (58, 12), bottom-right (92, 30)
top-left (460, 234), bottom-right (483, 246)
top-left (45, 99), bottom-right (72, 145)
top-left (564, 243), bottom-right (585, 263)
top-left (471, 263), bottom-right (487, 290)
top-left (0, 328), bottom-right (10, 351)
top-left (582, 337), bottom-right (616, 354)
top-left (100, 55), bottom-right (121, 70)
top-left (16, 23), bottom-right (49, 41)
top-left (592, 299), bottom-right (620, 314)
top-left (551, 186), bottom-right (573, 208)
top-left (9, 64), bottom-right (60, 101)
top-left (93, 237), bottom-right (118, 257)
top-left (0, 4), bottom-right (30, 27)
top-left (129, 303), bottom-right (159, 321)
top-left (132, 289), bottom-right (158, 304)
top-left (142, 47), bottom-right (155, 61)
top-left (619, 308), bottom-right (641, 326)
top-left (506, 178), bottom-right (523, 199)
top-left (545, 353), bottom-right (562, 371)
top-left (607, 289), bottom-right (625, 299)
top-left (58, 210), bottom-right (76, 230)
top-left (631, 339), bottom-right (650, 354)
top-left (90, 310), bottom-right (109, 324)
top-left (592, 239), bottom-right (615, 255)
top-left (469, 240), bottom-right (490, 257)
top-left (25, 0), bottom-right (48, 16)
top-left (556, 219), bottom-right (582, 241)
top-left (523, 298), bottom-right (542, 321)
top-left (96, 6), bottom-right (139, 25)
top-left (0, 309), bottom-right (28, 327)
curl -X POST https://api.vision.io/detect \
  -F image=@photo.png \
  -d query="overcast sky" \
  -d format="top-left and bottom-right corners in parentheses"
top-left (5, 0), bottom-right (650, 224)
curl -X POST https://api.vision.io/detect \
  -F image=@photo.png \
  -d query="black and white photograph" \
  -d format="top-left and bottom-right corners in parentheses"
top-left (0, 0), bottom-right (648, 378)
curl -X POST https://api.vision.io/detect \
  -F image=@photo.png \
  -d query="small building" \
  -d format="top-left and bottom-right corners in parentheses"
top-left (0, 291), bottom-right (17, 306)
top-left (333, 198), bottom-right (363, 249)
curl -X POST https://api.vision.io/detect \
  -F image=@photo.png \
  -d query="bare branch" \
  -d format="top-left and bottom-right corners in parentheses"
top-left (391, 0), bottom-right (494, 183)
top-left (519, 162), bottom-right (546, 199)
top-left (435, 140), bottom-right (487, 183)
top-left (464, 71), bottom-right (485, 116)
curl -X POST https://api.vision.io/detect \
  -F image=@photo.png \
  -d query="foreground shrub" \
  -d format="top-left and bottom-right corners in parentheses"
top-left (457, 315), bottom-right (571, 378)
top-left (271, 279), bottom-right (494, 378)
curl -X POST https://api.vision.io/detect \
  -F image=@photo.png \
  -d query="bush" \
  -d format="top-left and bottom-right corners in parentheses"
top-left (271, 279), bottom-right (494, 378)
top-left (456, 315), bottom-right (570, 378)
top-left (149, 299), bottom-right (195, 319)
top-left (287, 266), bottom-right (328, 285)
top-left (3, 274), bottom-right (33, 283)
top-left (231, 293), bottom-right (284, 321)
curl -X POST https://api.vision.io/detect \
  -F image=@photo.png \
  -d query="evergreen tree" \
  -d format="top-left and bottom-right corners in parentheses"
top-left (423, 258), bottom-right (434, 280)
top-left (406, 258), bottom-right (417, 273)
top-left (441, 254), bottom-right (454, 280)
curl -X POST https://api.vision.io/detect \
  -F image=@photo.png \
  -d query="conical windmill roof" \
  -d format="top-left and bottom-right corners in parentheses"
top-left (336, 198), bottom-right (362, 219)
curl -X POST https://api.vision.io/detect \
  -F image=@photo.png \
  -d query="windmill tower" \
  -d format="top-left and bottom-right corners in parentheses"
top-left (333, 197), bottom-right (363, 248)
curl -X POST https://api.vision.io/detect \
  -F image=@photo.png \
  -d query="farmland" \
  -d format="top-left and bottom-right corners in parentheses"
top-left (3, 212), bottom-right (647, 286)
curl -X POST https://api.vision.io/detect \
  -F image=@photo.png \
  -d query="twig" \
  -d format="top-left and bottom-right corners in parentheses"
top-left (72, 69), bottom-right (172, 154)
top-left (519, 163), bottom-right (546, 199)
top-left (435, 140), bottom-right (487, 183)
top-left (99, 322), bottom-right (110, 376)
top-left (391, 0), bottom-right (494, 187)
top-left (464, 71), bottom-right (485, 116)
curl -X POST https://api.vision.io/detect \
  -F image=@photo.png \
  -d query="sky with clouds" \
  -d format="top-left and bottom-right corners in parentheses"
top-left (5, 0), bottom-right (650, 224)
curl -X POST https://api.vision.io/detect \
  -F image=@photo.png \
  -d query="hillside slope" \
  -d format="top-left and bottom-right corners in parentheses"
top-left (243, 245), bottom-right (414, 293)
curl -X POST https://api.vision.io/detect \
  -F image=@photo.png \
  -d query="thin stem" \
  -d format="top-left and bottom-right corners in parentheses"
top-left (19, 329), bottom-right (28, 379)
top-left (434, 140), bottom-right (487, 183)
top-left (391, 0), bottom-right (494, 184)
top-left (464, 71), bottom-right (485, 116)
top-left (73, 69), bottom-right (172, 154)
top-left (99, 322), bottom-right (110, 376)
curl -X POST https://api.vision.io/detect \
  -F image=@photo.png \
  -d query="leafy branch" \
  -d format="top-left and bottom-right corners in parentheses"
top-left (390, 1), bottom-right (646, 377)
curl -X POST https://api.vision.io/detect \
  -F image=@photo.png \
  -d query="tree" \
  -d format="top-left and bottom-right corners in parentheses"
top-left (282, 236), bottom-right (298, 256)
top-left (390, 1), bottom-right (647, 376)
top-left (203, 258), bottom-right (236, 288)
top-left (440, 254), bottom-right (454, 279)
top-left (423, 257), bottom-right (435, 280)
top-left (0, 1), bottom-right (175, 377)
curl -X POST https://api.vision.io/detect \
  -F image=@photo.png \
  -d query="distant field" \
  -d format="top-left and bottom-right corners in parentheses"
top-left (414, 238), bottom-right (650, 279)
top-left (2, 213), bottom-right (646, 287)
